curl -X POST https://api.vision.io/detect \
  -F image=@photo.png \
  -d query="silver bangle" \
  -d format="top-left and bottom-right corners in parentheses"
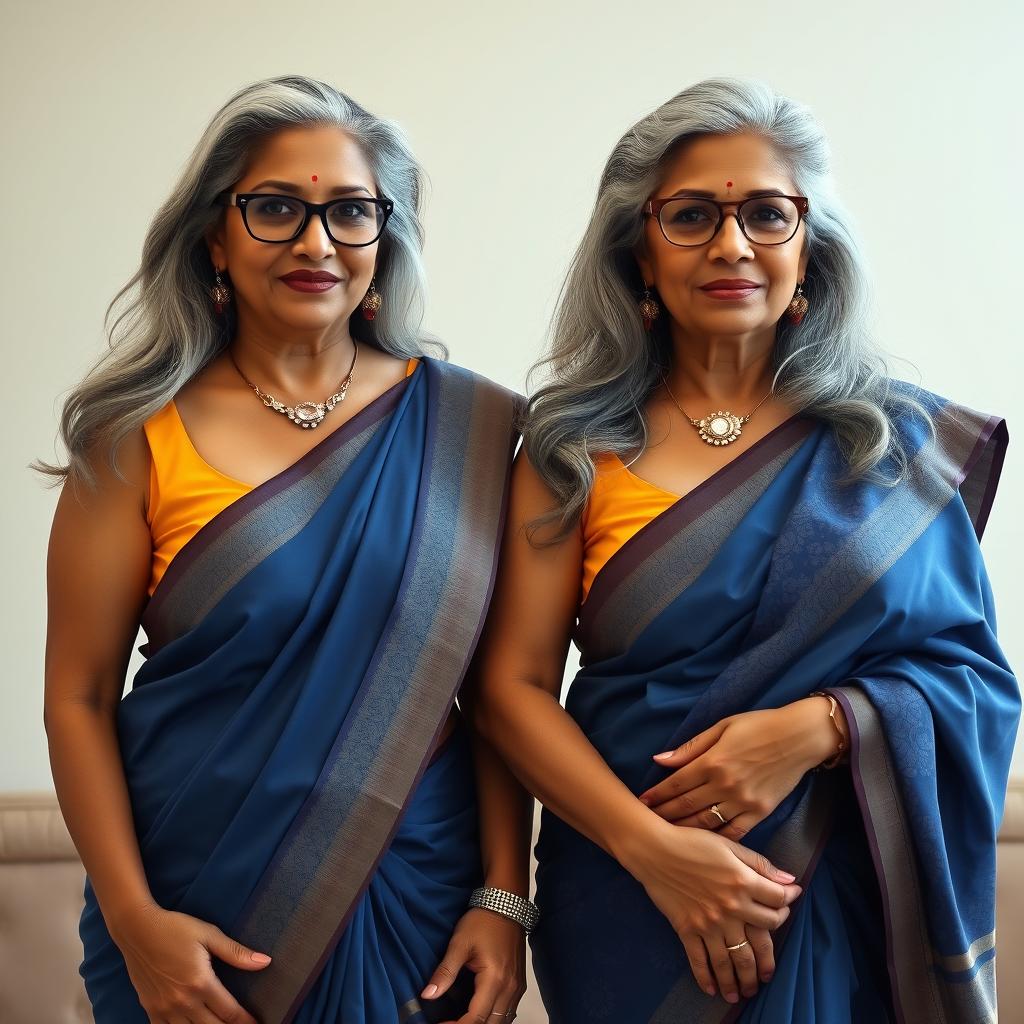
top-left (469, 886), bottom-right (540, 934)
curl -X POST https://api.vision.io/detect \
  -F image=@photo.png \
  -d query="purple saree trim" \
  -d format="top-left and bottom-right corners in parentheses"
top-left (956, 415), bottom-right (1007, 541)
top-left (225, 359), bottom-right (520, 1023)
top-left (141, 372), bottom-right (412, 654)
top-left (833, 687), bottom-right (997, 1024)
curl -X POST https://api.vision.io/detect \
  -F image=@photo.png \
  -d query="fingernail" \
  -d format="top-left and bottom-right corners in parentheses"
top-left (638, 795), bottom-right (651, 805)
top-left (778, 871), bottom-right (796, 882)
top-left (705, 986), bottom-right (717, 996)
top-left (251, 952), bottom-right (272, 964)
top-left (422, 984), bottom-right (438, 998)
top-left (761, 973), bottom-right (773, 983)
top-left (726, 992), bottom-right (739, 1003)
top-left (653, 751), bottom-right (673, 759)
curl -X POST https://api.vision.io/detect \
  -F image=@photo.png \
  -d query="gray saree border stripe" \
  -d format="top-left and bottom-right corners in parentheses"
top-left (648, 772), bottom-right (838, 1023)
top-left (932, 931), bottom-right (997, 975)
top-left (835, 687), bottom-right (997, 1024)
top-left (228, 360), bottom-right (519, 1023)
top-left (578, 418), bottom-right (818, 663)
top-left (141, 377), bottom-right (410, 653)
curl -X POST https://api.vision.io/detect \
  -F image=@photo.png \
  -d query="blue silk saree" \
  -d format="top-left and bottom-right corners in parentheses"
top-left (79, 357), bottom-right (520, 1024)
top-left (531, 385), bottom-right (1016, 1024)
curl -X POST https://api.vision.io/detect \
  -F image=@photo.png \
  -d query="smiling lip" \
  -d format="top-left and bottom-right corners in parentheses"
top-left (280, 270), bottom-right (340, 293)
top-left (700, 279), bottom-right (762, 300)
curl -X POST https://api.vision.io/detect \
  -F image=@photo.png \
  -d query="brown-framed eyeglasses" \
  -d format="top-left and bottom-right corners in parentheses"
top-left (643, 194), bottom-right (809, 247)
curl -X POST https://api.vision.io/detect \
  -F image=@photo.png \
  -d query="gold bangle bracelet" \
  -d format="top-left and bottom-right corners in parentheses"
top-left (809, 691), bottom-right (846, 770)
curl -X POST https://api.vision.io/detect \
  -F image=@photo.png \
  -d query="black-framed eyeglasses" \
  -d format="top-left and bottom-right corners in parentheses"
top-left (643, 194), bottom-right (809, 247)
top-left (214, 192), bottom-right (394, 246)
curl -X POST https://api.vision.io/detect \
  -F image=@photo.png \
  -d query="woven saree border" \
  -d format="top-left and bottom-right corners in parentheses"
top-left (835, 687), bottom-right (997, 1024)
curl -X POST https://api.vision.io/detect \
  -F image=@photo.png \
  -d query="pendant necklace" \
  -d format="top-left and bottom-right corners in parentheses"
top-left (661, 373), bottom-right (773, 446)
top-left (229, 342), bottom-right (359, 429)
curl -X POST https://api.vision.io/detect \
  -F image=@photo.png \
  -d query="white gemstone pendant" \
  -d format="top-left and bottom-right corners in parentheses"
top-left (697, 411), bottom-right (743, 446)
top-left (289, 401), bottom-right (327, 429)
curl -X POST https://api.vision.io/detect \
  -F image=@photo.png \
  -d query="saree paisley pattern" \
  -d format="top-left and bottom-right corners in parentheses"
top-left (79, 358), bottom-right (520, 1024)
top-left (531, 385), bottom-right (1016, 1024)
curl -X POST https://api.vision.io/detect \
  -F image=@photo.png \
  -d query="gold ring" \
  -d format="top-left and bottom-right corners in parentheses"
top-left (709, 803), bottom-right (728, 826)
top-left (726, 938), bottom-right (750, 952)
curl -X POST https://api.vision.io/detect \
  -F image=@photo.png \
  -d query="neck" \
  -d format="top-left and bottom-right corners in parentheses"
top-left (229, 314), bottom-right (357, 396)
top-left (665, 323), bottom-right (777, 407)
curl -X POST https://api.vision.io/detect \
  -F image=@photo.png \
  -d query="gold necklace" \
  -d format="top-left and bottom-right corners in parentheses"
top-left (661, 373), bottom-right (773, 446)
top-left (229, 342), bottom-right (359, 429)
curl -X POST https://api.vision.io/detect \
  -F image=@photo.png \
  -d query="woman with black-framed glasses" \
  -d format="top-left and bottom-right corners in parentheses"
top-left (40, 76), bottom-right (530, 1024)
top-left (472, 77), bottom-right (1014, 1022)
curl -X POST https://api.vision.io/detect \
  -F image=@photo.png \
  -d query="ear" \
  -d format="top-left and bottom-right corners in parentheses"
top-left (204, 219), bottom-right (228, 273)
top-left (634, 243), bottom-right (654, 291)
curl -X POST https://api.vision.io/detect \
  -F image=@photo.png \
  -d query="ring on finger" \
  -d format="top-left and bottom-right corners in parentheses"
top-left (709, 803), bottom-right (729, 826)
top-left (726, 938), bottom-right (750, 952)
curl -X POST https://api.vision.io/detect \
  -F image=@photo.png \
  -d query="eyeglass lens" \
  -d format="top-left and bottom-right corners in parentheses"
top-left (658, 197), bottom-right (802, 245)
top-left (244, 196), bottom-right (386, 244)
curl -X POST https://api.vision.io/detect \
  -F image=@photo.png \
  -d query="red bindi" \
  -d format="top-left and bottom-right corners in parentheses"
top-left (726, 180), bottom-right (733, 188)
top-left (311, 174), bottom-right (318, 182)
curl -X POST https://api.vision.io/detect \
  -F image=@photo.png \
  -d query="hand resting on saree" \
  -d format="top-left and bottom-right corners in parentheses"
top-left (638, 697), bottom-right (851, 841)
top-left (106, 901), bottom-right (270, 1024)
top-left (614, 820), bottom-right (802, 1003)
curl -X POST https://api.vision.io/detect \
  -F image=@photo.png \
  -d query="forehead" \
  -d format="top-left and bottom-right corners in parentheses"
top-left (658, 132), bottom-right (794, 194)
top-left (239, 125), bottom-right (376, 186)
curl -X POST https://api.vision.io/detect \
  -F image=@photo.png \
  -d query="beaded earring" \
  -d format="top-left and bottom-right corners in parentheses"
top-left (785, 281), bottom-right (809, 325)
top-left (210, 268), bottom-right (231, 314)
top-left (638, 286), bottom-right (660, 332)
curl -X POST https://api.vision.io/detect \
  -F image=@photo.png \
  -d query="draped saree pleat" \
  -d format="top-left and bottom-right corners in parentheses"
top-left (532, 386), bottom-right (1016, 1024)
top-left (79, 358), bottom-right (521, 1024)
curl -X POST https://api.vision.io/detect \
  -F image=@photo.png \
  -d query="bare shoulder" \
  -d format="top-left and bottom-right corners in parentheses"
top-left (47, 426), bottom-right (153, 669)
top-left (507, 448), bottom-right (583, 558)
top-left (56, 426), bottom-right (150, 520)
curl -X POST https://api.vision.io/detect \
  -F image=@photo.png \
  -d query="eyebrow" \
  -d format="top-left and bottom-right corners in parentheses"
top-left (668, 187), bottom-right (789, 199)
top-left (247, 179), bottom-right (374, 196)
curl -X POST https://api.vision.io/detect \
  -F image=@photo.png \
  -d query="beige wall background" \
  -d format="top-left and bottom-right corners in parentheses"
top-left (2, 0), bottom-right (1022, 795)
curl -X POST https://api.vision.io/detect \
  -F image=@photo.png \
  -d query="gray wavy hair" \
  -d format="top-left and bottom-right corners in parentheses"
top-left (524, 76), bottom-right (931, 539)
top-left (37, 74), bottom-right (441, 485)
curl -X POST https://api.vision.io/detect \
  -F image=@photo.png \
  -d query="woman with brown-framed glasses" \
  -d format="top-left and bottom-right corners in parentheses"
top-left (472, 77), bottom-right (1016, 1021)
top-left (40, 75), bottom-right (532, 1024)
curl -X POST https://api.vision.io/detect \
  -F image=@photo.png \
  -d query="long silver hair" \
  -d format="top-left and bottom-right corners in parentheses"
top-left (524, 77), bottom-right (931, 538)
top-left (38, 74), bottom-right (440, 485)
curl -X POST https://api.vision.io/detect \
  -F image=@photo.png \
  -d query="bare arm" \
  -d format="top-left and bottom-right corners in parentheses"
top-left (44, 431), bottom-right (159, 932)
top-left (468, 454), bottom-right (655, 863)
top-left (44, 433), bottom-right (267, 1023)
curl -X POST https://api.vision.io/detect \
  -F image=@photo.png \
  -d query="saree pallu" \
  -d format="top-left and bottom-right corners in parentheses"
top-left (79, 357), bottom-right (520, 1024)
top-left (531, 386), bottom-right (1017, 1024)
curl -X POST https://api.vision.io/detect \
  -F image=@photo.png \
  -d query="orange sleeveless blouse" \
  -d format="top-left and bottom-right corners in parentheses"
top-left (142, 358), bottom-right (419, 596)
top-left (579, 453), bottom-right (680, 605)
